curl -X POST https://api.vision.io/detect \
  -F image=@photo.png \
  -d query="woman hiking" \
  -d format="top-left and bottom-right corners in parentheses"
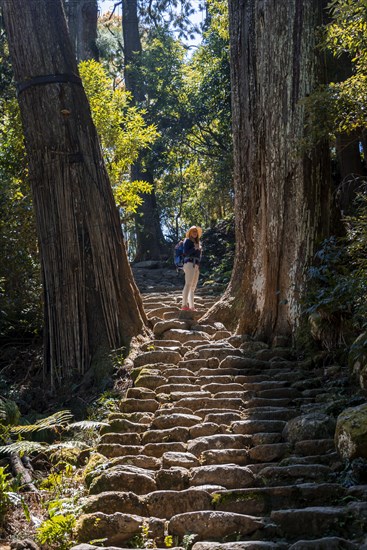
top-left (181, 225), bottom-right (202, 311)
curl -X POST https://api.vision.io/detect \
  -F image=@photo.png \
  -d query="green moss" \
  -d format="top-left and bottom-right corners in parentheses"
top-left (211, 491), bottom-right (264, 507)
top-left (82, 453), bottom-right (107, 487)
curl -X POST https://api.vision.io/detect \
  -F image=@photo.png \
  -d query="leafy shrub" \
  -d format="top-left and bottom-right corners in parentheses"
top-left (36, 513), bottom-right (76, 550)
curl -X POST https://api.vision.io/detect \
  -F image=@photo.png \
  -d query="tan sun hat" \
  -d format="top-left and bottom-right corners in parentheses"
top-left (186, 225), bottom-right (202, 238)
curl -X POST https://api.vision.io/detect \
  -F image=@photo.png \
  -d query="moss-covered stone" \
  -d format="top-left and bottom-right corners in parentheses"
top-left (335, 403), bottom-right (367, 460)
top-left (82, 453), bottom-right (108, 487)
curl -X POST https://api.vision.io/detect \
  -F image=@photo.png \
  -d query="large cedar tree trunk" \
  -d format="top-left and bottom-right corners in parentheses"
top-left (64, 0), bottom-right (99, 62)
top-left (205, 0), bottom-right (331, 342)
top-left (122, 0), bottom-right (167, 261)
top-left (1, 0), bottom-right (147, 388)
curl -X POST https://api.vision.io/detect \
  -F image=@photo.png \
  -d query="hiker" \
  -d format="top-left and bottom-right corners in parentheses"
top-left (181, 225), bottom-right (202, 311)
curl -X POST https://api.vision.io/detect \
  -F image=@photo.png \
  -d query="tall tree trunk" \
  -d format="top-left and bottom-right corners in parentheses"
top-left (64, 0), bottom-right (99, 62)
top-left (1, 0), bottom-right (147, 389)
top-left (122, 0), bottom-right (167, 261)
top-left (204, 0), bottom-right (331, 343)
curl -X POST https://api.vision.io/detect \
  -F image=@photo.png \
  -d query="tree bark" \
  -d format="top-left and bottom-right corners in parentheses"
top-left (122, 0), bottom-right (168, 261)
top-left (203, 0), bottom-right (331, 343)
top-left (64, 0), bottom-right (99, 62)
top-left (1, 0), bottom-right (147, 388)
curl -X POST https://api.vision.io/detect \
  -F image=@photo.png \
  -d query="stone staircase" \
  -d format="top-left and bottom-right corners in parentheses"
top-left (72, 268), bottom-right (367, 550)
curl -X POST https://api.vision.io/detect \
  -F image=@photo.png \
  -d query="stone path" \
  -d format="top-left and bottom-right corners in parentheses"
top-left (72, 267), bottom-right (367, 550)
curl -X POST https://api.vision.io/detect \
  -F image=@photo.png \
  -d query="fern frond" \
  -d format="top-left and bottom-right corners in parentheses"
top-left (67, 421), bottom-right (109, 431)
top-left (11, 410), bottom-right (74, 434)
top-left (0, 441), bottom-right (46, 455)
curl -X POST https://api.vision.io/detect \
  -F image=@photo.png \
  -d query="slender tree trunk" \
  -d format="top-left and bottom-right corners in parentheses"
top-left (203, 0), bottom-right (331, 343)
top-left (64, 0), bottom-right (99, 62)
top-left (1, 0), bottom-right (147, 389)
top-left (122, 0), bottom-right (167, 261)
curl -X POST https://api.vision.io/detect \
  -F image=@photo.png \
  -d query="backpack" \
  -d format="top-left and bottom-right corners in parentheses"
top-left (174, 239), bottom-right (184, 270)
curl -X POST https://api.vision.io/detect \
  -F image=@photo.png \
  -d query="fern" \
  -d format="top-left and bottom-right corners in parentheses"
top-left (67, 420), bottom-right (109, 431)
top-left (0, 439), bottom-right (89, 456)
top-left (11, 410), bottom-right (74, 434)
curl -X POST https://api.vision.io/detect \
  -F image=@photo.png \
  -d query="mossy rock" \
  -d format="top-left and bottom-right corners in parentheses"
top-left (82, 453), bottom-right (108, 487)
top-left (335, 403), bottom-right (367, 460)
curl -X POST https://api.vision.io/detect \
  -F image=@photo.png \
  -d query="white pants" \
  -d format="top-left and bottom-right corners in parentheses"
top-left (182, 262), bottom-right (200, 309)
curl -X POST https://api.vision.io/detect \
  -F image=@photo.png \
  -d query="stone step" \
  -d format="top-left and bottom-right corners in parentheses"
top-left (278, 452), bottom-right (341, 467)
top-left (187, 434), bottom-right (251, 456)
top-left (248, 443), bottom-right (292, 463)
top-left (256, 388), bottom-right (302, 399)
top-left (119, 398), bottom-right (159, 413)
top-left (245, 397), bottom-right (295, 408)
top-left (242, 407), bottom-right (299, 421)
top-left (126, 387), bottom-right (156, 399)
top-left (100, 418), bottom-right (152, 435)
top-left (155, 384), bottom-right (200, 394)
top-left (88, 465), bottom-right (156, 495)
top-left (161, 451), bottom-right (200, 469)
top-left (294, 439), bottom-right (335, 456)
top-left (231, 420), bottom-right (286, 434)
top-left (270, 502), bottom-right (367, 539)
top-left (192, 543), bottom-right (287, 550)
top-left (195, 408), bottom-right (245, 419)
top-left (212, 483), bottom-right (345, 515)
top-left (141, 339), bottom-right (183, 350)
top-left (201, 382), bottom-right (247, 393)
top-left (141, 427), bottom-right (190, 444)
top-left (134, 374), bottom-right (168, 390)
top-left (168, 511), bottom-right (265, 541)
top-left (133, 350), bottom-right (183, 367)
top-left (252, 433), bottom-right (283, 445)
top-left (143, 441), bottom-right (188, 457)
top-left (151, 413), bottom-right (202, 430)
top-left (204, 411), bottom-right (244, 423)
top-left (75, 512), bottom-right (164, 547)
top-left (110, 455), bottom-right (161, 470)
top-left (96, 444), bottom-right (143, 458)
top-left (143, 488), bottom-right (212, 518)
top-left (256, 464), bottom-right (332, 486)
top-left (99, 432), bottom-right (141, 446)
top-left (189, 422), bottom-right (223, 438)
top-left (198, 445), bottom-right (250, 465)
top-left (174, 396), bottom-right (246, 411)
top-left (189, 464), bottom-right (255, 489)
top-left (157, 391), bottom-right (213, 402)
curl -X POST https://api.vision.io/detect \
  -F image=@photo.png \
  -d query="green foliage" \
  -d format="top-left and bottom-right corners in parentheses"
top-left (302, 231), bottom-right (367, 351)
top-left (0, 409), bottom-right (102, 457)
top-left (0, 466), bottom-right (11, 525)
top-left (0, 95), bottom-right (42, 338)
top-left (36, 513), bottom-right (76, 550)
top-left (305, 237), bottom-right (357, 318)
top-left (305, 0), bottom-right (367, 142)
top-left (206, 0), bottom-right (229, 42)
top-left (0, 397), bottom-right (21, 428)
top-left (79, 59), bottom-right (157, 217)
top-left (182, 533), bottom-right (197, 550)
top-left (152, 15), bottom-right (232, 236)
